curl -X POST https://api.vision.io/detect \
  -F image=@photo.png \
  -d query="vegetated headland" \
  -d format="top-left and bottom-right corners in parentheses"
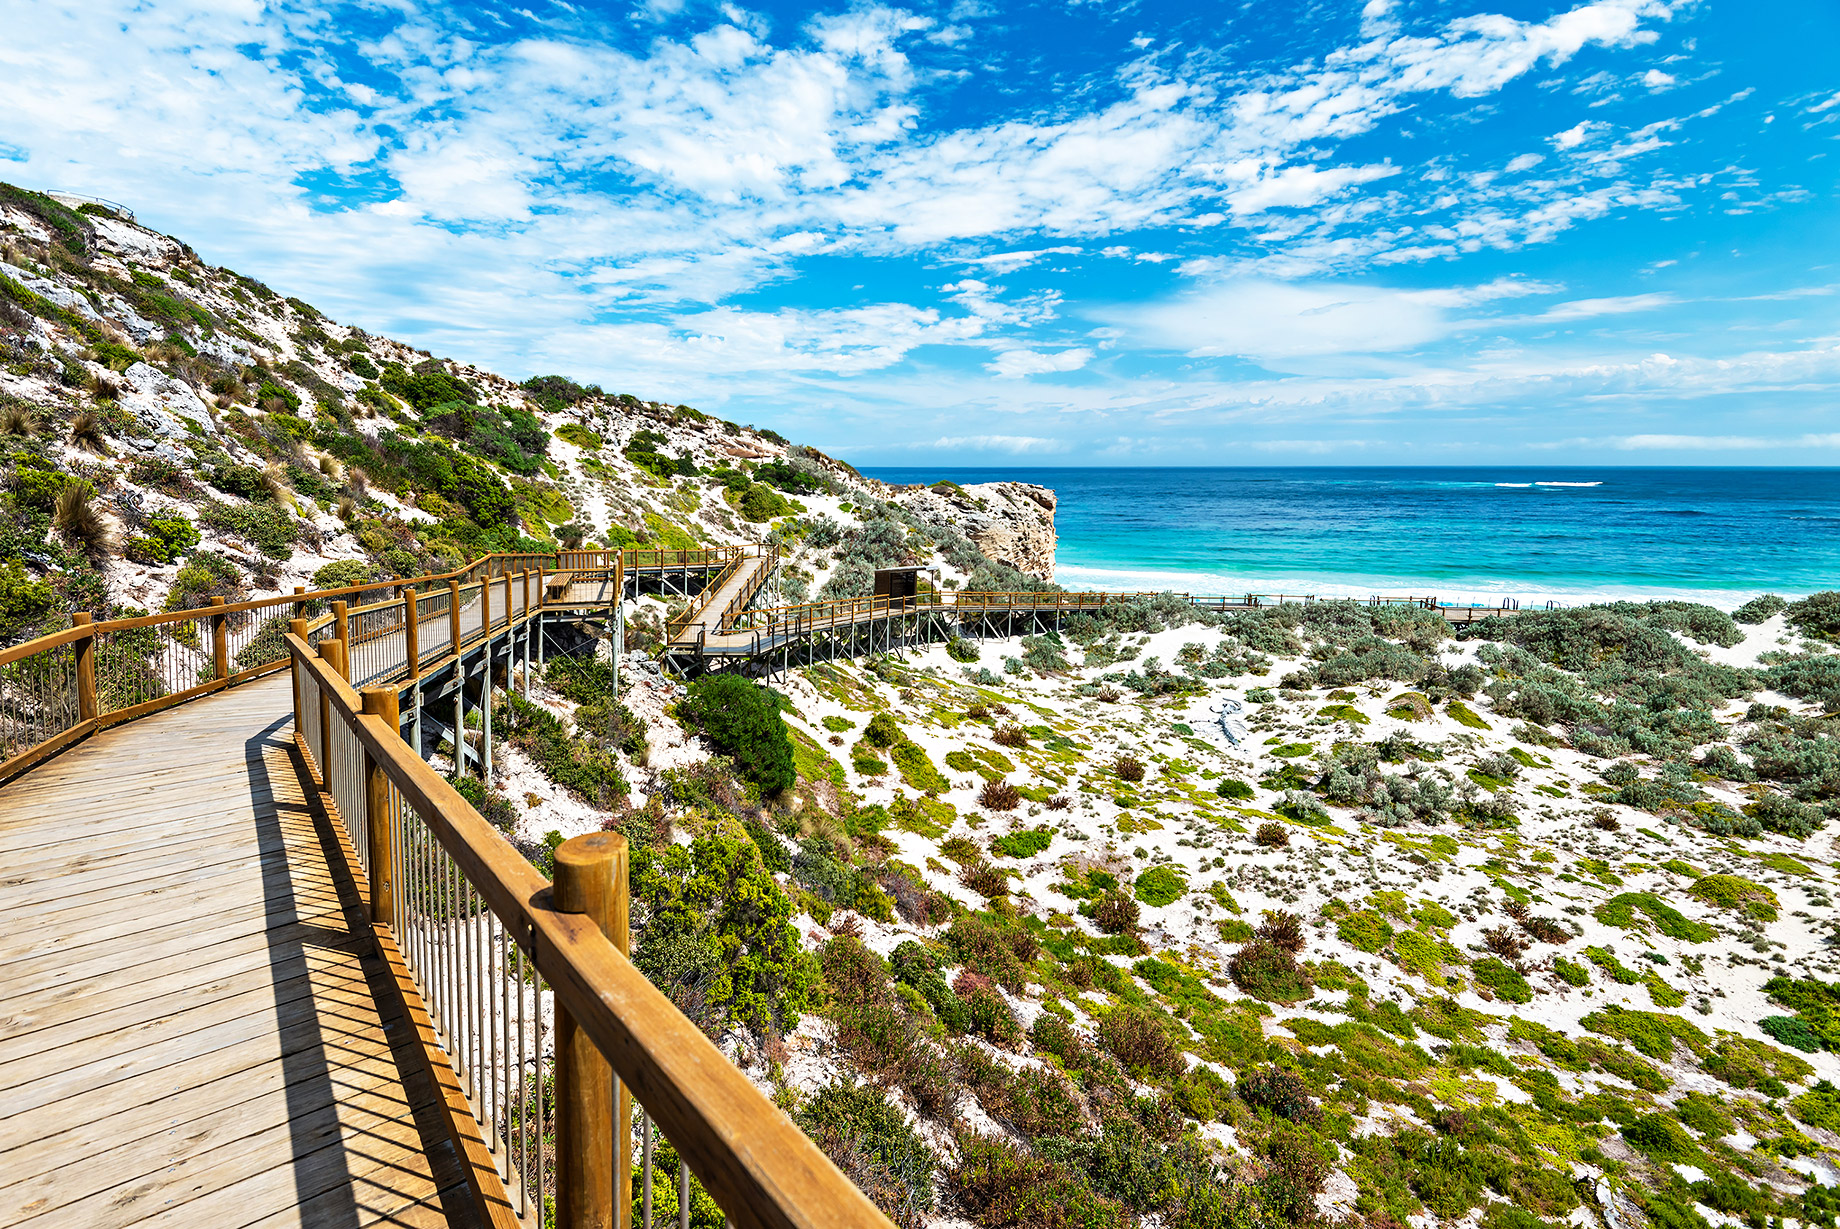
top-left (3, 183), bottom-right (1838, 1229)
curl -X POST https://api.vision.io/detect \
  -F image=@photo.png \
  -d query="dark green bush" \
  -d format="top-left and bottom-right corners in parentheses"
top-left (123, 510), bottom-right (198, 566)
top-left (795, 1081), bottom-right (936, 1229)
top-left (199, 500), bottom-right (298, 559)
top-left (679, 674), bottom-right (795, 794)
top-left (1734, 593), bottom-right (1787, 624)
top-left (991, 828), bottom-right (1052, 859)
top-left (1097, 1006), bottom-right (1186, 1082)
top-left (1789, 591), bottom-right (1840, 641)
top-left (1227, 939), bottom-right (1313, 1003)
top-left (950, 1131), bottom-right (1128, 1229)
top-left (1236, 1065), bottom-right (1320, 1123)
top-left (633, 828), bottom-right (816, 1034)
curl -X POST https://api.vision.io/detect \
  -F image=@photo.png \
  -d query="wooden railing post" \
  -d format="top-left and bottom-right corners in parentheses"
top-left (209, 596), bottom-right (229, 680)
top-left (481, 572), bottom-right (493, 635)
top-left (400, 585), bottom-right (420, 680)
top-left (553, 832), bottom-right (630, 1229)
top-left (288, 618), bottom-right (308, 728)
top-left (71, 612), bottom-right (98, 722)
top-left (315, 639), bottom-right (344, 779)
top-left (360, 687), bottom-right (400, 924)
top-left (292, 584), bottom-right (306, 621)
top-left (447, 578), bottom-right (462, 653)
top-left (331, 600), bottom-right (350, 679)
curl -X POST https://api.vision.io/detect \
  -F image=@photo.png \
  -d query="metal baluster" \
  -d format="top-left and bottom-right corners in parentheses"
top-left (642, 1113), bottom-right (653, 1229)
top-left (679, 1158), bottom-right (690, 1229)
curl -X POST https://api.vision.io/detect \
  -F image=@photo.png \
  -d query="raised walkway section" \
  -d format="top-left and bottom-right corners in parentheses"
top-left (0, 675), bottom-right (479, 1229)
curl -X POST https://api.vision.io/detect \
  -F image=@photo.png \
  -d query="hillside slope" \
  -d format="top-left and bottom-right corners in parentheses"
top-left (0, 182), bottom-right (1050, 638)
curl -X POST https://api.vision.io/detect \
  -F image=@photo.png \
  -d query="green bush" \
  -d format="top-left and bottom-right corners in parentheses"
top-left (950, 1131), bottom-right (1127, 1229)
top-left (1237, 1065), bottom-right (1321, 1123)
top-left (991, 828), bottom-right (1053, 859)
top-left (633, 827), bottom-right (817, 1033)
top-left (1622, 1113), bottom-right (1696, 1161)
top-left (1688, 873), bottom-right (1779, 922)
top-left (1766, 975), bottom-right (1840, 1050)
top-left (0, 561), bottom-right (54, 639)
top-left (946, 636), bottom-right (979, 663)
top-left (1470, 958), bottom-right (1531, 1004)
top-left (199, 500), bottom-right (298, 559)
top-left (123, 510), bottom-right (199, 566)
top-left (1594, 892), bottom-right (1717, 942)
top-left (1214, 778), bottom-right (1254, 800)
top-left (1336, 910), bottom-right (1394, 953)
top-left (312, 559), bottom-right (372, 590)
top-left (795, 1081), bottom-right (936, 1228)
top-left (1227, 939), bottom-right (1313, 1003)
top-left (889, 739), bottom-right (948, 793)
top-left (679, 674), bottom-right (795, 794)
top-left (498, 691), bottom-right (628, 805)
top-left (1097, 1005), bottom-right (1186, 1081)
top-left (1734, 593), bottom-right (1787, 624)
top-left (1552, 956), bottom-right (1590, 986)
top-left (1762, 1014), bottom-right (1823, 1053)
top-left (862, 711), bottom-right (901, 747)
top-left (1133, 866), bottom-right (1186, 907)
top-left (1788, 591), bottom-right (1840, 641)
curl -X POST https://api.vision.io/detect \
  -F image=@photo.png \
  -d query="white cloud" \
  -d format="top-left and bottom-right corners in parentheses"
top-left (987, 347), bottom-right (1094, 378)
top-left (921, 434), bottom-right (1070, 454)
top-left (1506, 152), bottom-right (1545, 172)
top-left (1641, 68), bottom-right (1676, 89)
top-left (1552, 120), bottom-right (1598, 148)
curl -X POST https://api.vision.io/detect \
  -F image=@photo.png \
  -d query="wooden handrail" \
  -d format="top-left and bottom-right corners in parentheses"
top-left (289, 637), bottom-right (892, 1229)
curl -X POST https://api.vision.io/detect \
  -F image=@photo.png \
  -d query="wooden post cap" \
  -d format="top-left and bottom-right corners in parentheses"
top-left (553, 833), bottom-right (625, 912)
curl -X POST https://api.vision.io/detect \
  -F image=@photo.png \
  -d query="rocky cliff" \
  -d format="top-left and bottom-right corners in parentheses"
top-left (890, 480), bottom-right (1057, 582)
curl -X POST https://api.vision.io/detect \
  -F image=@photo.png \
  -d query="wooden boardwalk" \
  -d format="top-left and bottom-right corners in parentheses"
top-left (0, 675), bottom-right (481, 1229)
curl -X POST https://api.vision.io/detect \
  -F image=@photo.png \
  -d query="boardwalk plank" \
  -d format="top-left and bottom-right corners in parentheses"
top-left (0, 675), bottom-right (472, 1228)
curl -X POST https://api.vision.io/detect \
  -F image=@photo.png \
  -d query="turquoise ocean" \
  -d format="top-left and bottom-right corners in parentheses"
top-left (857, 467), bottom-right (1840, 610)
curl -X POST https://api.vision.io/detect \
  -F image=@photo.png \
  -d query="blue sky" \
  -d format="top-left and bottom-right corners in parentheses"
top-left (3, 0), bottom-right (1836, 465)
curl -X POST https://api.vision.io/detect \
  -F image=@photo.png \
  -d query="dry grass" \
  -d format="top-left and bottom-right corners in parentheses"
top-left (1482, 925), bottom-right (1530, 959)
top-left (54, 483), bottom-right (113, 563)
top-left (1112, 754), bottom-right (1145, 783)
top-left (978, 779), bottom-right (1021, 811)
top-left (68, 411), bottom-right (107, 453)
top-left (1255, 822), bottom-right (1290, 849)
top-left (0, 402), bottom-right (37, 437)
top-left (992, 724), bottom-right (1029, 748)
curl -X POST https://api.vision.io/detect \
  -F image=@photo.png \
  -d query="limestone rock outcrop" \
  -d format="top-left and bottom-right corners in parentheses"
top-left (894, 480), bottom-right (1057, 581)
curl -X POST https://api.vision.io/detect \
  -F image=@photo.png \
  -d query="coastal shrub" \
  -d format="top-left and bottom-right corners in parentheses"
top-left (991, 828), bottom-right (1052, 859)
top-left (946, 636), bottom-right (979, 663)
top-left (889, 740), bottom-right (948, 793)
top-left (679, 674), bottom-right (795, 794)
top-left (1622, 1113), bottom-right (1697, 1162)
top-left (1688, 873), bottom-right (1779, 922)
top-left (794, 1081), bottom-right (936, 1229)
top-left (862, 711), bottom-right (901, 747)
top-left (1255, 822), bottom-right (1289, 848)
top-left (1594, 892), bottom-right (1717, 942)
top-left (993, 724), bottom-right (1029, 748)
top-left (1133, 866), bottom-right (1185, 907)
top-left (1765, 975), bottom-right (1840, 1050)
top-left (1097, 1006), bottom-right (1186, 1081)
top-left (123, 510), bottom-right (198, 565)
top-left (1762, 1015), bottom-right (1824, 1053)
top-left (1336, 910), bottom-right (1394, 953)
top-left (498, 692), bottom-right (629, 805)
top-left (1237, 1065), bottom-right (1320, 1123)
top-left (1088, 888), bottom-right (1140, 935)
top-left (1215, 778), bottom-right (1254, 800)
top-left (979, 779), bottom-right (1021, 811)
top-left (950, 1130), bottom-right (1128, 1229)
top-left (1553, 956), bottom-right (1590, 986)
top-left (199, 499), bottom-right (297, 559)
top-left (1470, 958), bottom-right (1532, 1004)
top-left (1788, 591), bottom-right (1840, 641)
top-left (634, 827), bottom-right (817, 1034)
top-left (1112, 754), bottom-right (1145, 783)
top-left (1735, 593), bottom-right (1787, 624)
top-left (1228, 938), bottom-right (1313, 1003)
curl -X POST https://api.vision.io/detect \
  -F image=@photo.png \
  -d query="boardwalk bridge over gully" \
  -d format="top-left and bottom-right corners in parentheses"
top-left (0, 544), bottom-right (1540, 1228)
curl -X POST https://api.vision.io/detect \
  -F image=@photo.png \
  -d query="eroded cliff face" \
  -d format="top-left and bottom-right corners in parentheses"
top-left (893, 480), bottom-right (1057, 581)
